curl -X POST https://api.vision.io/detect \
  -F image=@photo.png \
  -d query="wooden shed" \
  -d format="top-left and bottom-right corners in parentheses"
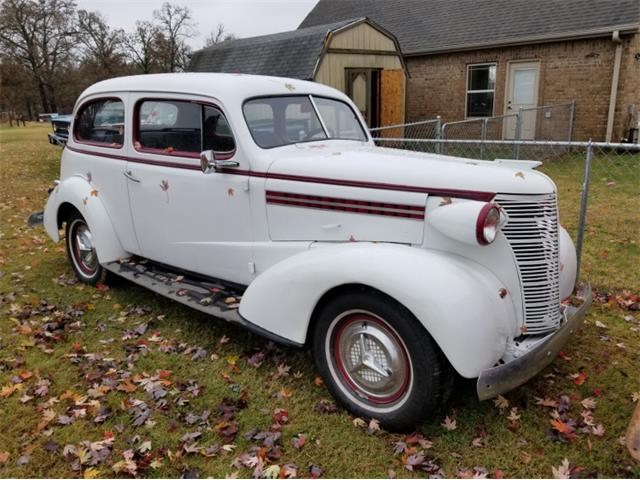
top-left (189, 18), bottom-right (406, 128)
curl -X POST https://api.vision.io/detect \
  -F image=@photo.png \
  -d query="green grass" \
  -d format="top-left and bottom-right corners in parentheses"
top-left (1, 123), bottom-right (639, 478)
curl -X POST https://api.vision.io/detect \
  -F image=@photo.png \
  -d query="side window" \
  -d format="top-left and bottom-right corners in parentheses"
top-left (75, 98), bottom-right (125, 147)
top-left (135, 100), bottom-right (235, 156)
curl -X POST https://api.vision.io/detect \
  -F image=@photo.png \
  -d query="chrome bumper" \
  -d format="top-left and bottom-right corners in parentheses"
top-left (477, 283), bottom-right (592, 400)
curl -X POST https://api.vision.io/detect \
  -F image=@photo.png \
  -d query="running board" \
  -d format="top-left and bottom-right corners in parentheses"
top-left (103, 258), bottom-right (244, 323)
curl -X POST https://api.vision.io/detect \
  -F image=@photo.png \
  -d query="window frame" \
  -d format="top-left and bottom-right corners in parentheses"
top-left (242, 94), bottom-right (369, 150)
top-left (465, 63), bottom-right (497, 119)
top-left (73, 96), bottom-right (126, 149)
top-left (132, 97), bottom-right (236, 160)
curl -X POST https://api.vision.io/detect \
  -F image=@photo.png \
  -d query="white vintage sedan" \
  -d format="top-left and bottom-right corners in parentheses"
top-left (42, 73), bottom-right (591, 430)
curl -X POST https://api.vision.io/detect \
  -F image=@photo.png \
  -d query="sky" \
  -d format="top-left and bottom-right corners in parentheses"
top-left (75, 0), bottom-right (319, 49)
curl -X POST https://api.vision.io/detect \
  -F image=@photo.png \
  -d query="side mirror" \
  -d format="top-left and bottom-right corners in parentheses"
top-left (200, 150), bottom-right (240, 174)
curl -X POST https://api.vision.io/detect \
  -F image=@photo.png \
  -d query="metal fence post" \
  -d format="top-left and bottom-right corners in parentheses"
top-left (480, 118), bottom-right (488, 159)
top-left (575, 140), bottom-right (593, 283)
top-left (435, 115), bottom-right (442, 154)
top-left (514, 108), bottom-right (523, 159)
top-left (567, 100), bottom-right (576, 143)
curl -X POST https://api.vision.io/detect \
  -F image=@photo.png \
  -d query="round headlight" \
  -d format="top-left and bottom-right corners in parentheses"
top-left (476, 203), bottom-right (501, 245)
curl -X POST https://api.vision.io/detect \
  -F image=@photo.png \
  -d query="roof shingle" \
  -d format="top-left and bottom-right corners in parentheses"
top-left (189, 19), bottom-right (359, 78)
top-left (298, 0), bottom-right (640, 55)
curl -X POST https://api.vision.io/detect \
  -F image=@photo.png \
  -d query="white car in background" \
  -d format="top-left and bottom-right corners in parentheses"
top-left (41, 73), bottom-right (591, 430)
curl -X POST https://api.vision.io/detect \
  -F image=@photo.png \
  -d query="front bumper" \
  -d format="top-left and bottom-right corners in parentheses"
top-left (477, 283), bottom-right (592, 400)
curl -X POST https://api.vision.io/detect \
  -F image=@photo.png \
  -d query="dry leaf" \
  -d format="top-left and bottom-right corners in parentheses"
top-left (493, 395), bottom-right (509, 410)
top-left (441, 416), bottom-right (457, 431)
top-left (551, 458), bottom-right (571, 479)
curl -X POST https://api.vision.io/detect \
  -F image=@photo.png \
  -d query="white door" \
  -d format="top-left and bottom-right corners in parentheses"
top-left (125, 95), bottom-right (254, 285)
top-left (504, 62), bottom-right (540, 139)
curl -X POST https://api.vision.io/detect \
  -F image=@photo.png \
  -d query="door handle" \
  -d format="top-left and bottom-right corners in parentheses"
top-left (123, 170), bottom-right (141, 183)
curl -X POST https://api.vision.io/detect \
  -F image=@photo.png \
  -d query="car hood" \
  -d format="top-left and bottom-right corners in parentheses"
top-left (263, 141), bottom-right (555, 198)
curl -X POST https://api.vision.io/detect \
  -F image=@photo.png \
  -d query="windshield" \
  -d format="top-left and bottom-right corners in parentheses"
top-left (243, 95), bottom-right (368, 148)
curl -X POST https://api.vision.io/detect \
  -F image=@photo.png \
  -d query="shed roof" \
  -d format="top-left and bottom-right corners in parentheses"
top-left (299, 0), bottom-right (640, 56)
top-left (188, 19), bottom-right (360, 79)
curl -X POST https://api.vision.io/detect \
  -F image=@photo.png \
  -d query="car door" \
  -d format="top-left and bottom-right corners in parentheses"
top-left (68, 94), bottom-right (140, 255)
top-left (125, 94), bottom-right (254, 285)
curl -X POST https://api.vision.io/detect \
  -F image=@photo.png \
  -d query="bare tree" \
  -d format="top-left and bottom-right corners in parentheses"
top-left (0, 56), bottom-right (38, 120)
top-left (152, 2), bottom-right (197, 72)
top-left (122, 20), bottom-right (160, 74)
top-left (0, 0), bottom-right (78, 113)
top-left (204, 23), bottom-right (235, 48)
top-left (77, 9), bottom-right (125, 76)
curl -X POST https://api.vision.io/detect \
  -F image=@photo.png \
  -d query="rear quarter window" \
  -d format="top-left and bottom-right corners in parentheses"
top-left (74, 98), bottom-right (125, 148)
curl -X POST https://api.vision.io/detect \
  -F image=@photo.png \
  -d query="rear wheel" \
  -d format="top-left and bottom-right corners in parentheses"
top-left (312, 290), bottom-right (447, 431)
top-left (65, 211), bottom-right (108, 285)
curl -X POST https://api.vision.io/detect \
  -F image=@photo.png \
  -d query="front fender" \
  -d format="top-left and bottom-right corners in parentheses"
top-left (43, 175), bottom-right (127, 263)
top-left (240, 243), bottom-right (517, 378)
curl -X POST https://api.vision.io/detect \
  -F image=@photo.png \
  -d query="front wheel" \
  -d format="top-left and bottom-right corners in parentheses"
top-left (65, 211), bottom-right (109, 285)
top-left (312, 290), bottom-right (447, 431)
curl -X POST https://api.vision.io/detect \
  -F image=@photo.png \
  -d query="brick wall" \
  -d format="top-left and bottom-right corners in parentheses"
top-left (405, 34), bottom-right (640, 141)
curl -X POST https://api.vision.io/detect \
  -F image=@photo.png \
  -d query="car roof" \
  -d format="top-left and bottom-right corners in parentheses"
top-left (79, 73), bottom-right (350, 105)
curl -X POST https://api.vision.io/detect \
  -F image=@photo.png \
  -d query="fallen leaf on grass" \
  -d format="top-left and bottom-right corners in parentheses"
top-left (571, 371), bottom-right (588, 385)
top-left (0, 452), bottom-right (9, 464)
top-left (441, 416), bottom-right (457, 431)
top-left (292, 434), bottom-right (306, 449)
top-left (315, 399), bottom-right (337, 414)
top-left (592, 424), bottom-right (605, 436)
top-left (535, 397), bottom-right (558, 408)
top-left (551, 458), bottom-right (572, 479)
top-left (83, 467), bottom-right (101, 479)
top-left (353, 417), bottom-right (366, 428)
top-left (472, 437), bottom-right (486, 448)
top-left (0, 383), bottom-right (23, 398)
top-left (264, 464), bottom-right (280, 478)
top-left (493, 395), bottom-right (509, 411)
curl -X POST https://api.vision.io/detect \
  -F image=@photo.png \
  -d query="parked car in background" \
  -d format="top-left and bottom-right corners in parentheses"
top-left (48, 114), bottom-right (72, 145)
top-left (39, 73), bottom-right (591, 430)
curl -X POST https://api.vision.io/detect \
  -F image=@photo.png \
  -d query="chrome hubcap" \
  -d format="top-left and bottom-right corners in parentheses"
top-left (74, 223), bottom-right (97, 272)
top-left (333, 313), bottom-right (410, 403)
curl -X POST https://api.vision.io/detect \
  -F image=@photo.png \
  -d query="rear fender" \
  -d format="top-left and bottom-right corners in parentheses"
top-left (240, 243), bottom-right (517, 378)
top-left (44, 175), bottom-right (127, 263)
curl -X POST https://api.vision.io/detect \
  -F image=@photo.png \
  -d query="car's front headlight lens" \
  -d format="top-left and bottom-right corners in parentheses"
top-left (476, 204), bottom-right (502, 245)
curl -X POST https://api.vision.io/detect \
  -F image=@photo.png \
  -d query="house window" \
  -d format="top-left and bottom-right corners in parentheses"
top-left (466, 64), bottom-right (496, 117)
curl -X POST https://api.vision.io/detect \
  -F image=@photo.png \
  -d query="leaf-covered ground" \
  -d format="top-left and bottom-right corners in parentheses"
top-left (1, 123), bottom-right (639, 478)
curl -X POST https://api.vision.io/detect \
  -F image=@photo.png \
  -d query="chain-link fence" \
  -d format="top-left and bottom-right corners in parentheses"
top-left (369, 118), bottom-right (442, 140)
top-left (371, 102), bottom-right (576, 157)
top-left (371, 136), bottom-right (639, 289)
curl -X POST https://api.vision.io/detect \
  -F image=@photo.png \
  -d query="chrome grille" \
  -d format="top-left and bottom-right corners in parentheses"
top-left (495, 193), bottom-right (561, 334)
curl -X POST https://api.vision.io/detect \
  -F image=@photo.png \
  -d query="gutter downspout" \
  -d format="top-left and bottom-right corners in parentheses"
top-left (606, 30), bottom-right (623, 143)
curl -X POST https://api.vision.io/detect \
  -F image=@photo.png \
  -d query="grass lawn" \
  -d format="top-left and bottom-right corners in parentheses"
top-left (1, 123), bottom-right (639, 478)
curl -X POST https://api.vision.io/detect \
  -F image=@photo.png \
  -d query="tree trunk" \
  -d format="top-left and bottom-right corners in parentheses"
top-left (24, 96), bottom-right (33, 121)
top-left (36, 79), bottom-right (50, 113)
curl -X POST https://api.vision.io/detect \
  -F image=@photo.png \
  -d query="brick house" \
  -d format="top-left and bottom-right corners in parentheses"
top-left (299, 0), bottom-right (640, 142)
